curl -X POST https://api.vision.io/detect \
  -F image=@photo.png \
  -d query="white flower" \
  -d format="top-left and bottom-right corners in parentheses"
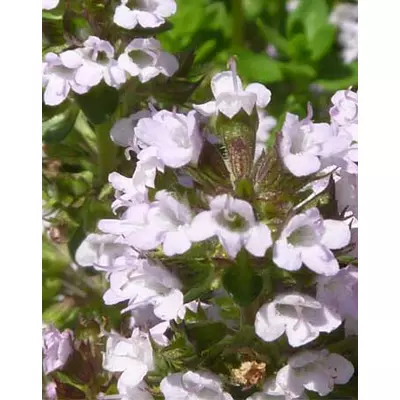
top-left (278, 108), bottom-right (349, 177)
top-left (99, 190), bottom-right (193, 255)
top-left (118, 38), bottom-right (179, 83)
top-left (114, 0), bottom-right (177, 30)
top-left (134, 109), bottom-right (203, 167)
top-left (108, 172), bottom-right (150, 212)
top-left (103, 256), bottom-right (184, 321)
top-left (317, 265), bottom-right (358, 330)
top-left (255, 109), bottom-right (277, 162)
top-left (330, 89), bottom-right (358, 127)
top-left (117, 381), bottom-right (154, 400)
top-left (42, 0), bottom-right (59, 10)
top-left (247, 377), bottom-right (309, 399)
top-left (129, 305), bottom-right (170, 346)
top-left (286, 0), bottom-right (300, 13)
top-left (189, 194), bottom-right (273, 258)
top-left (74, 36), bottom-right (126, 88)
top-left (273, 207), bottom-right (350, 276)
top-left (42, 325), bottom-right (73, 375)
top-left (276, 350), bottom-right (354, 397)
top-left (147, 190), bottom-right (194, 255)
top-left (255, 292), bottom-right (341, 347)
top-left (335, 170), bottom-right (358, 220)
top-left (193, 59), bottom-right (271, 119)
top-left (75, 233), bottom-right (137, 270)
top-left (99, 202), bottom-right (160, 250)
top-left (160, 371), bottom-right (233, 400)
top-left (330, 4), bottom-right (358, 64)
top-left (42, 51), bottom-right (89, 106)
top-left (103, 329), bottom-right (154, 390)
top-left (110, 110), bottom-right (153, 153)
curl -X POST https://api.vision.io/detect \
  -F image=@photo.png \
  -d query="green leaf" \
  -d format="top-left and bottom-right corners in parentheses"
top-left (75, 84), bottom-right (119, 125)
top-left (184, 321), bottom-right (228, 353)
top-left (222, 252), bottom-right (263, 307)
top-left (63, 10), bottom-right (92, 42)
top-left (256, 19), bottom-right (291, 57)
top-left (237, 50), bottom-right (283, 83)
top-left (310, 24), bottom-right (336, 61)
top-left (42, 103), bottom-right (79, 144)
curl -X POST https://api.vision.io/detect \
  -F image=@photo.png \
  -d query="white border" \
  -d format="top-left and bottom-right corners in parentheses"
top-left (359, 0), bottom-right (400, 399)
top-left (1, 1), bottom-right (41, 398)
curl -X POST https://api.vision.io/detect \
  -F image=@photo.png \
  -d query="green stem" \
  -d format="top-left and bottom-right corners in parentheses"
top-left (95, 120), bottom-right (117, 187)
top-left (240, 301), bottom-right (258, 328)
top-left (232, 0), bottom-right (244, 50)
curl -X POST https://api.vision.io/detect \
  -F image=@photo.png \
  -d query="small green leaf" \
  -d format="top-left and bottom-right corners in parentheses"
top-left (63, 10), bottom-right (92, 42)
top-left (184, 321), bottom-right (228, 353)
top-left (75, 84), bottom-right (119, 125)
top-left (237, 50), bottom-right (283, 83)
top-left (42, 103), bottom-right (79, 144)
top-left (310, 24), bottom-right (336, 61)
top-left (222, 252), bottom-right (263, 307)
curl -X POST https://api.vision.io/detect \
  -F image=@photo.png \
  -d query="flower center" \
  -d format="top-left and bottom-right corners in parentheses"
top-left (217, 210), bottom-right (248, 231)
top-left (128, 50), bottom-right (155, 67)
top-left (287, 225), bottom-right (317, 246)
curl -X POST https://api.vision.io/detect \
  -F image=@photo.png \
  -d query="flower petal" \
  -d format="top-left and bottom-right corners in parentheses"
top-left (245, 223), bottom-right (273, 257)
top-left (301, 245), bottom-right (339, 276)
top-left (246, 83), bottom-right (271, 108)
top-left (321, 219), bottom-right (351, 249)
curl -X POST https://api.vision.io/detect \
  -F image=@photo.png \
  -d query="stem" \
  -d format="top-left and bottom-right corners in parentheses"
top-left (240, 301), bottom-right (258, 328)
top-left (232, 0), bottom-right (244, 50)
top-left (96, 120), bottom-right (117, 187)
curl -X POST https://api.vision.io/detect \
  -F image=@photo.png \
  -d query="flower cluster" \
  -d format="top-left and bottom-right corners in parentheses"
top-left (43, 2), bottom-right (357, 399)
top-left (71, 55), bottom-right (358, 398)
top-left (42, 37), bottom-right (178, 106)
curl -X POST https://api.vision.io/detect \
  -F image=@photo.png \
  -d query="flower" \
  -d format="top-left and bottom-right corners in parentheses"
top-left (108, 171), bottom-right (150, 212)
top-left (254, 109), bottom-right (277, 162)
top-left (99, 190), bottom-right (193, 255)
top-left (278, 107), bottom-right (348, 177)
top-left (189, 194), bottom-right (273, 258)
top-left (75, 233), bottom-right (137, 271)
top-left (74, 36), bottom-right (126, 88)
top-left (335, 170), bottom-right (358, 220)
top-left (45, 382), bottom-right (58, 400)
top-left (317, 265), bottom-right (358, 333)
top-left (42, 51), bottom-right (89, 106)
top-left (114, 0), bottom-right (177, 30)
top-left (118, 38), bottom-right (179, 83)
top-left (273, 207), bottom-right (351, 276)
top-left (134, 109), bottom-right (203, 167)
top-left (330, 89), bottom-right (358, 127)
top-left (160, 371), bottom-right (233, 400)
top-left (110, 110), bottom-right (153, 153)
top-left (193, 59), bottom-right (271, 119)
top-left (43, 0), bottom-right (59, 10)
top-left (247, 377), bottom-right (310, 399)
top-left (255, 292), bottom-right (342, 347)
top-left (103, 329), bottom-right (154, 390)
top-left (103, 256), bottom-right (184, 321)
top-left (276, 350), bottom-right (354, 397)
top-left (330, 4), bottom-right (358, 64)
top-left (42, 325), bottom-right (73, 375)
top-left (117, 381), bottom-right (154, 400)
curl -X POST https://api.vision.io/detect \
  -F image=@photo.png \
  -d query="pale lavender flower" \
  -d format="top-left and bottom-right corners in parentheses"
top-left (74, 36), bottom-right (126, 88)
top-left (42, 325), bottom-right (73, 375)
top-left (255, 292), bottom-right (341, 347)
top-left (189, 194), bottom-right (272, 258)
top-left (193, 59), bottom-right (271, 119)
top-left (134, 109), bottom-right (203, 168)
top-left (42, 0), bottom-right (59, 10)
top-left (276, 350), bottom-right (354, 397)
top-left (114, 0), bottom-right (177, 30)
top-left (103, 329), bottom-right (154, 391)
top-left (160, 371), bottom-right (233, 400)
top-left (42, 51), bottom-right (89, 106)
top-left (273, 207), bottom-right (350, 276)
top-left (118, 38), bottom-right (179, 83)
